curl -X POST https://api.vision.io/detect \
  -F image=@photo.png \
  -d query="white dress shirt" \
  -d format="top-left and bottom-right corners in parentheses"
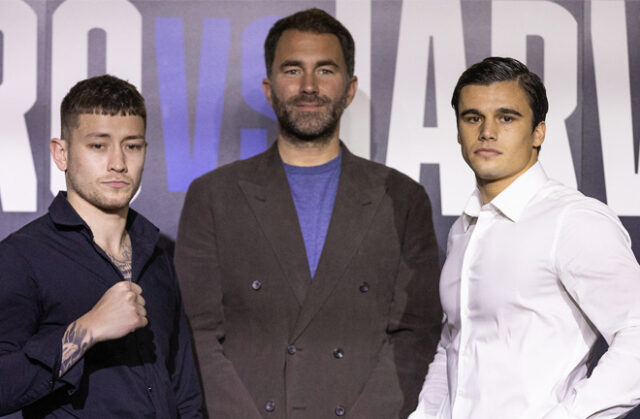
top-left (409, 163), bottom-right (640, 419)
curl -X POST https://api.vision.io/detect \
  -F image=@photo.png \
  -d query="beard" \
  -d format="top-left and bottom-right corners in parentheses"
top-left (68, 175), bottom-right (140, 213)
top-left (270, 89), bottom-right (349, 144)
top-left (66, 160), bottom-right (142, 214)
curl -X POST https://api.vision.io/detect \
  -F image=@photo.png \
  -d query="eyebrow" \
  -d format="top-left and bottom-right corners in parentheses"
top-left (459, 107), bottom-right (524, 117)
top-left (280, 60), bottom-right (302, 69)
top-left (496, 107), bottom-right (523, 117)
top-left (459, 109), bottom-right (481, 117)
top-left (84, 133), bottom-right (145, 141)
top-left (316, 60), bottom-right (339, 68)
top-left (279, 59), bottom-right (339, 69)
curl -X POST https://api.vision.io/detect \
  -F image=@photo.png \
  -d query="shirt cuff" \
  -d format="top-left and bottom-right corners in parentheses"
top-left (23, 325), bottom-right (85, 392)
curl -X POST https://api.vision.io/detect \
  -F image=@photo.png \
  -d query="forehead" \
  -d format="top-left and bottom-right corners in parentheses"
top-left (70, 113), bottom-right (145, 137)
top-left (458, 80), bottom-right (531, 114)
top-left (274, 29), bottom-right (345, 67)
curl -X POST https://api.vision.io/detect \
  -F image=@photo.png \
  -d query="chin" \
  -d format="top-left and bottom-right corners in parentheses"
top-left (93, 194), bottom-right (134, 213)
top-left (470, 164), bottom-right (495, 177)
top-left (97, 202), bottom-right (131, 214)
top-left (473, 168), bottom-right (504, 182)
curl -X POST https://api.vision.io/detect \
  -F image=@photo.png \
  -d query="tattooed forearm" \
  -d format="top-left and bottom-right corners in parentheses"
top-left (59, 321), bottom-right (94, 376)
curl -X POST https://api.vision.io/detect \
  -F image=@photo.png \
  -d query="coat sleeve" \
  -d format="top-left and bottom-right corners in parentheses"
top-left (348, 184), bottom-right (442, 419)
top-left (174, 176), bottom-right (263, 419)
top-left (0, 243), bottom-right (85, 415)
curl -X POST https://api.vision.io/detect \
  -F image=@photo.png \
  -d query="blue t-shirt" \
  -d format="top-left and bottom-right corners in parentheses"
top-left (283, 154), bottom-right (341, 279)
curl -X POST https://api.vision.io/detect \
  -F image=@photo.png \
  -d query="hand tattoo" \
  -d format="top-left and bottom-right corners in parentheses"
top-left (59, 321), bottom-right (94, 376)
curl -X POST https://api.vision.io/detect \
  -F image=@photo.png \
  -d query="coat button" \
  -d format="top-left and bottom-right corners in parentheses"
top-left (265, 400), bottom-right (275, 412)
top-left (359, 282), bottom-right (369, 293)
top-left (333, 348), bottom-right (344, 359)
top-left (335, 405), bottom-right (345, 416)
top-left (287, 345), bottom-right (297, 355)
top-left (252, 280), bottom-right (262, 290)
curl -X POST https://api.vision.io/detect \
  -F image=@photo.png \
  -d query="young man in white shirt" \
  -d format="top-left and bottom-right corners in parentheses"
top-left (410, 57), bottom-right (640, 419)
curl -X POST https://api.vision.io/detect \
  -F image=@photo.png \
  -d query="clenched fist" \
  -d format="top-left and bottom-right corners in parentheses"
top-left (80, 281), bottom-right (148, 343)
top-left (59, 281), bottom-right (148, 376)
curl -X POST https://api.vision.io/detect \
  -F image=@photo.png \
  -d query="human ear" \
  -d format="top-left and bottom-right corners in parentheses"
top-left (262, 78), bottom-right (273, 107)
top-left (532, 121), bottom-right (546, 148)
top-left (344, 76), bottom-right (359, 108)
top-left (50, 138), bottom-right (68, 172)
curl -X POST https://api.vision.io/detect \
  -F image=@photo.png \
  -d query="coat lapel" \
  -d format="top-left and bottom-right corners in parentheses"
top-left (290, 148), bottom-right (386, 341)
top-left (238, 145), bottom-right (311, 306)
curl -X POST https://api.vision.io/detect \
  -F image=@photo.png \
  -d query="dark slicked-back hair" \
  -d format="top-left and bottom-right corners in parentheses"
top-left (60, 74), bottom-right (146, 140)
top-left (451, 57), bottom-right (548, 132)
top-left (264, 8), bottom-right (355, 78)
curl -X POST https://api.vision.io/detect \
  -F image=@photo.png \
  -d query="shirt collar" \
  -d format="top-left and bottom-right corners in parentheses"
top-left (461, 189), bottom-right (483, 231)
top-left (48, 191), bottom-right (160, 247)
top-left (462, 162), bottom-right (549, 230)
top-left (48, 191), bottom-right (90, 230)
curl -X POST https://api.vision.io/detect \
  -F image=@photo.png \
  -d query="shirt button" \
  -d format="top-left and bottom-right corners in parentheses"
top-left (359, 282), bottom-right (369, 293)
top-left (335, 405), bottom-right (346, 416)
top-left (287, 345), bottom-right (297, 355)
top-left (147, 386), bottom-right (152, 393)
top-left (333, 348), bottom-right (344, 359)
top-left (264, 400), bottom-right (275, 412)
top-left (252, 280), bottom-right (262, 291)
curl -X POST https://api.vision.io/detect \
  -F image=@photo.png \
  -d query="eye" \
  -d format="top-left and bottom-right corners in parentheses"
top-left (318, 68), bottom-right (333, 75)
top-left (284, 68), bottom-right (300, 75)
top-left (89, 143), bottom-right (105, 150)
top-left (125, 142), bottom-right (145, 151)
top-left (501, 115), bottom-right (514, 122)
top-left (465, 116), bottom-right (481, 123)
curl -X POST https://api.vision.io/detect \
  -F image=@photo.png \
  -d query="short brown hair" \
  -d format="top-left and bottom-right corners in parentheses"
top-left (264, 8), bottom-right (355, 78)
top-left (60, 74), bottom-right (146, 140)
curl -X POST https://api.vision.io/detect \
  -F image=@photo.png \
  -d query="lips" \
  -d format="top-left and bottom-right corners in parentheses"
top-left (291, 94), bottom-right (329, 109)
top-left (295, 102), bottom-right (323, 110)
top-left (474, 148), bottom-right (501, 157)
top-left (102, 180), bottom-right (130, 188)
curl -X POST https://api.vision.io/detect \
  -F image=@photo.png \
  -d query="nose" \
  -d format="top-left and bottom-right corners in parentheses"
top-left (301, 71), bottom-right (318, 94)
top-left (108, 147), bottom-right (127, 173)
top-left (479, 119), bottom-right (497, 141)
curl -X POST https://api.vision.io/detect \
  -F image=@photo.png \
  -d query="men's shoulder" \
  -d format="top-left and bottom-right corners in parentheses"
top-left (0, 212), bottom-right (52, 251)
top-left (187, 148), bottom-right (270, 192)
top-left (540, 181), bottom-right (619, 220)
top-left (345, 152), bottom-right (425, 195)
top-left (534, 181), bottom-right (629, 246)
top-left (0, 214), bottom-right (55, 280)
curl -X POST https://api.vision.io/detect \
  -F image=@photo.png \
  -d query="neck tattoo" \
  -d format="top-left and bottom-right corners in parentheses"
top-left (107, 236), bottom-right (133, 281)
